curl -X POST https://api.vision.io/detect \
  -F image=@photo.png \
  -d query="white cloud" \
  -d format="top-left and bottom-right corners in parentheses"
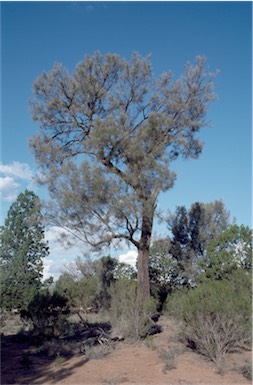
top-left (43, 258), bottom-right (55, 280)
top-left (43, 257), bottom-right (70, 281)
top-left (0, 176), bottom-right (20, 201)
top-left (0, 161), bottom-right (34, 180)
top-left (43, 245), bottom-right (139, 282)
top-left (118, 250), bottom-right (138, 268)
top-left (45, 226), bottom-right (87, 259)
top-left (0, 161), bottom-right (36, 204)
top-left (43, 228), bottom-right (139, 281)
top-left (43, 225), bottom-right (88, 281)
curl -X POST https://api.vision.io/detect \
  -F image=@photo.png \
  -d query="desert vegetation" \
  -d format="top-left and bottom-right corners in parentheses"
top-left (1, 52), bottom-right (252, 384)
top-left (1, 191), bottom-right (252, 384)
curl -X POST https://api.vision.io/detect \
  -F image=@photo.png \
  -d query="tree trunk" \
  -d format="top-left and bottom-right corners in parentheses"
top-left (137, 246), bottom-right (150, 299)
top-left (137, 201), bottom-right (156, 299)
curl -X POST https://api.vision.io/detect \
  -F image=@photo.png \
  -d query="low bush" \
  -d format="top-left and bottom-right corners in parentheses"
top-left (166, 276), bottom-right (251, 363)
top-left (158, 349), bottom-right (177, 372)
top-left (158, 346), bottom-right (186, 373)
top-left (21, 290), bottom-right (70, 340)
top-left (109, 279), bottom-right (157, 339)
top-left (240, 360), bottom-right (252, 381)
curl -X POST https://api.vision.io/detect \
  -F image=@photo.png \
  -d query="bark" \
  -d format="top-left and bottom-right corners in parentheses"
top-left (137, 201), bottom-right (156, 299)
top-left (137, 246), bottom-right (150, 299)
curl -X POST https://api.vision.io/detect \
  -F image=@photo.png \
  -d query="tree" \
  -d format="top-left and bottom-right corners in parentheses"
top-left (199, 224), bottom-right (252, 282)
top-left (57, 255), bottom-right (134, 312)
top-left (64, 255), bottom-right (96, 281)
top-left (30, 52), bottom-right (216, 298)
top-left (55, 273), bottom-right (98, 323)
top-left (0, 190), bottom-right (49, 310)
top-left (168, 200), bottom-right (230, 286)
top-left (93, 255), bottom-right (118, 310)
top-left (114, 261), bottom-right (136, 280)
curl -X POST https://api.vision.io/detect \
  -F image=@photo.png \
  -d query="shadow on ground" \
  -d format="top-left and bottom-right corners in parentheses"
top-left (1, 322), bottom-right (111, 385)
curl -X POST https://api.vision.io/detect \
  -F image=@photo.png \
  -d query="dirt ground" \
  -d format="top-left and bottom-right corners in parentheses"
top-left (1, 316), bottom-right (251, 385)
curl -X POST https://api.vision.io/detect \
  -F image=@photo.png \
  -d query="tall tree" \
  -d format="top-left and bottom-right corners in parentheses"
top-left (29, 52), bottom-right (216, 298)
top-left (0, 190), bottom-right (49, 310)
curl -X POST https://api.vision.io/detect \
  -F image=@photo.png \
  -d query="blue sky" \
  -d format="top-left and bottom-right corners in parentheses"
top-left (1, 2), bottom-right (252, 278)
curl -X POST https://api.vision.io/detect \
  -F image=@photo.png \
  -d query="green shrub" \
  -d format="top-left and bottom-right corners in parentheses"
top-left (166, 278), bottom-right (252, 363)
top-left (21, 290), bottom-right (70, 339)
top-left (109, 279), bottom-right (157, 339)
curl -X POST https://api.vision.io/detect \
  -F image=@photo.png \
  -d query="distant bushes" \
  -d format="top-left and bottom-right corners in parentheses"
top-left (166, 272), bottom-right (252, 363)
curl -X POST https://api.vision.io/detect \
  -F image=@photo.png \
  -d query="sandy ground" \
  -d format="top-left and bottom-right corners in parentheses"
top-left (1, 316), bottom-right (251, 385)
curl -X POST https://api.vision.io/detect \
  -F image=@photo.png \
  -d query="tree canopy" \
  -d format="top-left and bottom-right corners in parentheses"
top-left (30, 52), bottom-right (216, 297)
top-left (0, 190), bottom-right (49, 310)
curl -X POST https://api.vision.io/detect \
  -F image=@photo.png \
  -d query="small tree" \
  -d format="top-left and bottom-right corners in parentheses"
top-left (0, 190), bottom-right (49, 310)
top-left (56, 255), bottom-right (130, 313)
top-left (30, 52), bottom-right (216, 298)
top-left (93, 256), bottom-right (117, 310)
top-left (168, 200), bottom-right (230, 286)
top-left (199, 224), bottom-right (252, 282)
top-left (55, 274), bottom-right (98, 323)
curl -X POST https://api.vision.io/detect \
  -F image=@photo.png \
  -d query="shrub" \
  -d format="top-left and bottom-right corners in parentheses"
top-left (109, 279), bottom-right (157, 339)
top-left (166, 278), bottom-right (252, 363)
top-left (158, 349), bottom-right (176, 372)
top-left (240, 360), bottom-right (252, 381)
top-left (21, 290), bottom-right (70, 339)
top-left (55, 276), bottom-right (98, 325)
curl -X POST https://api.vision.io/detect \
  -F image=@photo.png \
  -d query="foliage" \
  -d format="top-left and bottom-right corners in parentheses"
top-left (29, 51), bottom-right (216, 297)
top-left (158, 347), bottom-right (185, 372)
top-left (225, 268), bottom-right (252, 292)
top-left (94, 256), bottom-right (117, 310)
top-left (0, 311), bottom-right (24, 335)
top-left (166, 278), bottom-right (252, 363)
top-left (57, 255), bottom-right (135, 312)
top-left (0, 190), bottom-right (49, 310)
top-left (54, 272), bottom-right (75, 296)
top-left (21, 290), bottom-right (69, 339)
top-left (167, 200), bottom-right (230, 287)
top-left (113, 261), bottom-right (136, 280)
top-left (64, 255), bottom-right (96, 281)
top-left (109, 279), bottom-right (157, 339)
top-left (199, 224), bottom-right (252, 282)
top-left (149, 238), bottom-right (179, 308)
top-left (239, 361), bottom-right (252, 381)
top-left (55, 273), bottom-right (98, 322)
top-left (158, 349), bottom-right (177, 372)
